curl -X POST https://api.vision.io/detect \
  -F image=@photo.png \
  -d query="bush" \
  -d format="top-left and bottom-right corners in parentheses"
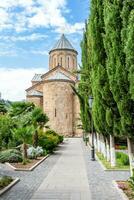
top-left (27, 146), bottom-right (43, 159)
top-left (38, 130), bottom-right (62, 153)
top-left (45, 130), bottom-right (64, 144)
top-left (0, 149), bottom-right (22, 163)
top-left (58, 135), bottom-right (64, 143)
top-left (0, 176), bottom-right (13, 189)
top-left (116, 152), bottom-right (129, 166)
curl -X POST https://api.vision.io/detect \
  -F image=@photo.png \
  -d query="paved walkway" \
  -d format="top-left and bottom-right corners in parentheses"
top-left (0, 138), bottom-right (130, 200)
top-left (31, 138), bottom-right (91, 200)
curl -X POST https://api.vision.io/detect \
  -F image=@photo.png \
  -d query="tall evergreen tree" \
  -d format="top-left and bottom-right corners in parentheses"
top-left (78, 21), bottom-right (91, 133)
top-left (104, 0), bottom-right (134, 174)
top-left (122, 0), bottom-right (134, 175)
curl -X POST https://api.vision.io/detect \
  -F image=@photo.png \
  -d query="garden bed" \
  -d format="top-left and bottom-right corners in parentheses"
top-left (6, 155), bottom-right (49, 171)
top-left (0, 176), bottom-right (19, 196)
top-left (114, 180), bottom-right (134, 200)
top-left (96, 152), bottom-right (130, 171)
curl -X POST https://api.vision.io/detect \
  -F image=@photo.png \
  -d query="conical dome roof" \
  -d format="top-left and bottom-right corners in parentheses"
top-left (49, 34), bottom-right (77, 53)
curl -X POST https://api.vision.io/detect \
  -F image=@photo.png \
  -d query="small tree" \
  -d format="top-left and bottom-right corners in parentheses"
top-left (13, 125), bottom-right (34, 163)
top-left (31, 108), bottom-right (49, 147)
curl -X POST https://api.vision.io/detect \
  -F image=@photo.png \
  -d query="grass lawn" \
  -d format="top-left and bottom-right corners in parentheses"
top-left (96, 152), bottom-right (130, 170)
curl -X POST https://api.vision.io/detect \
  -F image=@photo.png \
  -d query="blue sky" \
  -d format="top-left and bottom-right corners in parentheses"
top-left (0, 0), bottom-right (89, 101)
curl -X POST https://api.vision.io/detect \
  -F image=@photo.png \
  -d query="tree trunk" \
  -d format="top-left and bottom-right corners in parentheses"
top-left (127, 137), bottom-right (134, 177)
top-left (22, 143), bottom-right (27, 161)
top-left (89, 133), bottom-right (92, 146)
top-left (33, 130), bottom-right (38, 147)
top-left (103, 136), bottom-right (107, 159)
top-left (94, 132), bottom-right (98, 150)
top-left (100, 134), bottom-right (104, 155)
top-left (110, 135), bottom-right (116, 167)
top-left (97, 133), bottom-right (101, 152)
top-left (106, 137), bottom-right (110, 162)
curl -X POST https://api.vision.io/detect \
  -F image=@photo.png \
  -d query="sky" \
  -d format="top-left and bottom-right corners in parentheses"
top-left (0, 0), bottom-right (89, 101)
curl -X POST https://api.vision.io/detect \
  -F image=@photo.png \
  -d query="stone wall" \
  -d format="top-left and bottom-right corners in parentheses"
top-left (73, 94), bottom-right (83, 136)
top-left (43, 81), bottom-right (74, 136)
top-left (27, 96), bottom-right (43, 108)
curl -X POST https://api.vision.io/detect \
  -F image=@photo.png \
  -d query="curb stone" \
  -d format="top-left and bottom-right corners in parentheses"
top-left (0, 178), bottom-right (20, 196)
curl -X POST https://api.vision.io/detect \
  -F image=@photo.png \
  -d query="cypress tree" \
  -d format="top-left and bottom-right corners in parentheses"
top-left (78, 21), bottom-right (91, 133)
top-left (122, 1), bottom-right (134, 175)
top-left (87, 0), bottom-right (120, 164)
top-left (104, 0), bottom-right (134, 174)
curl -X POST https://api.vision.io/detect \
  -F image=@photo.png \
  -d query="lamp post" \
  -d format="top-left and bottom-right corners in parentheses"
top-left (89, 96), bottom-right (95, 161)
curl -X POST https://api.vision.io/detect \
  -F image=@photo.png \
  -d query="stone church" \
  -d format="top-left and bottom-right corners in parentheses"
top-left (26, 34), bottom-right (82, 137)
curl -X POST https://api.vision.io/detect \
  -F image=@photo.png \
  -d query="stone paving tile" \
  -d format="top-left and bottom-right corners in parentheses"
top-left (82, 141), bottom-right (130, 200)
top-left (31, 139), bottom-right (91, 200)
top-left (0, 146), bottom-right (62, 200)
top-left (0, 139), bottom-right (131, 200)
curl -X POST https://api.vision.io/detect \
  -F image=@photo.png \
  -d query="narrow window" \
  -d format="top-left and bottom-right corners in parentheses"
top-left (60, 57), bottom-right (62, 66)
top-left (54, 58), bottom-right (56, 67)
top-left (73, 58), bottom-right (75, 67)
top-left (68, 57), bottom-right (69, 68)
top-left (55, 108), bottom-right (57, 117)
top-left (66, 113), bottom-right (68, 119)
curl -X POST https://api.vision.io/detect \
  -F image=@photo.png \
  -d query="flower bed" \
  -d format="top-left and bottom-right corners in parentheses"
top-left (6, 155), bottom-right (49, 171)
top-left (116, 181), bottom-right (134, 200)
top-left (0, 176), bottom-right (13, 190)
top-left (0, 176), bottom-right (19, 196)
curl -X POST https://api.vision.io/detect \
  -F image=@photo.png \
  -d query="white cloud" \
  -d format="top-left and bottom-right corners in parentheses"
top-left (0, 33), bottom-right (48, 42)
top-left (31, 50), bottom-right (48, 55)
top-left (0, 67), bottom-right (46, 101)
top-left (0, 0), bottom-right (84, 34)
top-left (55, 22), bottom-right (84, 34)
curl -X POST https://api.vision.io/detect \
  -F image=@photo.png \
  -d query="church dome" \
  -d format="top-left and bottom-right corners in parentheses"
top-left (49, 34), bottom-right (77, 54)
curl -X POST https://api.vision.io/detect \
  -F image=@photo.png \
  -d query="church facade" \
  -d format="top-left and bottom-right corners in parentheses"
top-left (26, 34), bottom-right (82, 137)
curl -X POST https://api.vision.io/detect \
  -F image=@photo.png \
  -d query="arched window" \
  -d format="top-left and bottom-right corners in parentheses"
top-left (55, 108), bottom-right (57, 117)
top-left (73, 58), bottom-right (75, 68)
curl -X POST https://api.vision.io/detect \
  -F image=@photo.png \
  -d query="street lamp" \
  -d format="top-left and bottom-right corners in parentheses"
top-left (89, 96), bottom-right (95, 161)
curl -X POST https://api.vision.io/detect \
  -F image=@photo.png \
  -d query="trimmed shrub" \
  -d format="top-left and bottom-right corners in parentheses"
top-left (0, 149), bottom-right (22, 163)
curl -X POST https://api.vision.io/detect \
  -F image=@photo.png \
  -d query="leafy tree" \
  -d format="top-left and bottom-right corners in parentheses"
top-left (30, 107), bottom-right (49, 147)
top-left (9, 101), bottom-right (35, 117)
top-left (0, 115), bottom-right (14, 149)
top-left (13, 113), bottom-right (34, 162)
top-left (0, 100), bottom-right (7, 115)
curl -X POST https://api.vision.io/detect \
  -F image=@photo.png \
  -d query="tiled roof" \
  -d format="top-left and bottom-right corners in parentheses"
top-left (46, 71), bottom-right (71, 81)
top-left (32, 74), bottom-right (42, 82)
top-left (50, 34), bottom-right (77, 52)
top-left (27, 90), bottom-right (43, 97)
